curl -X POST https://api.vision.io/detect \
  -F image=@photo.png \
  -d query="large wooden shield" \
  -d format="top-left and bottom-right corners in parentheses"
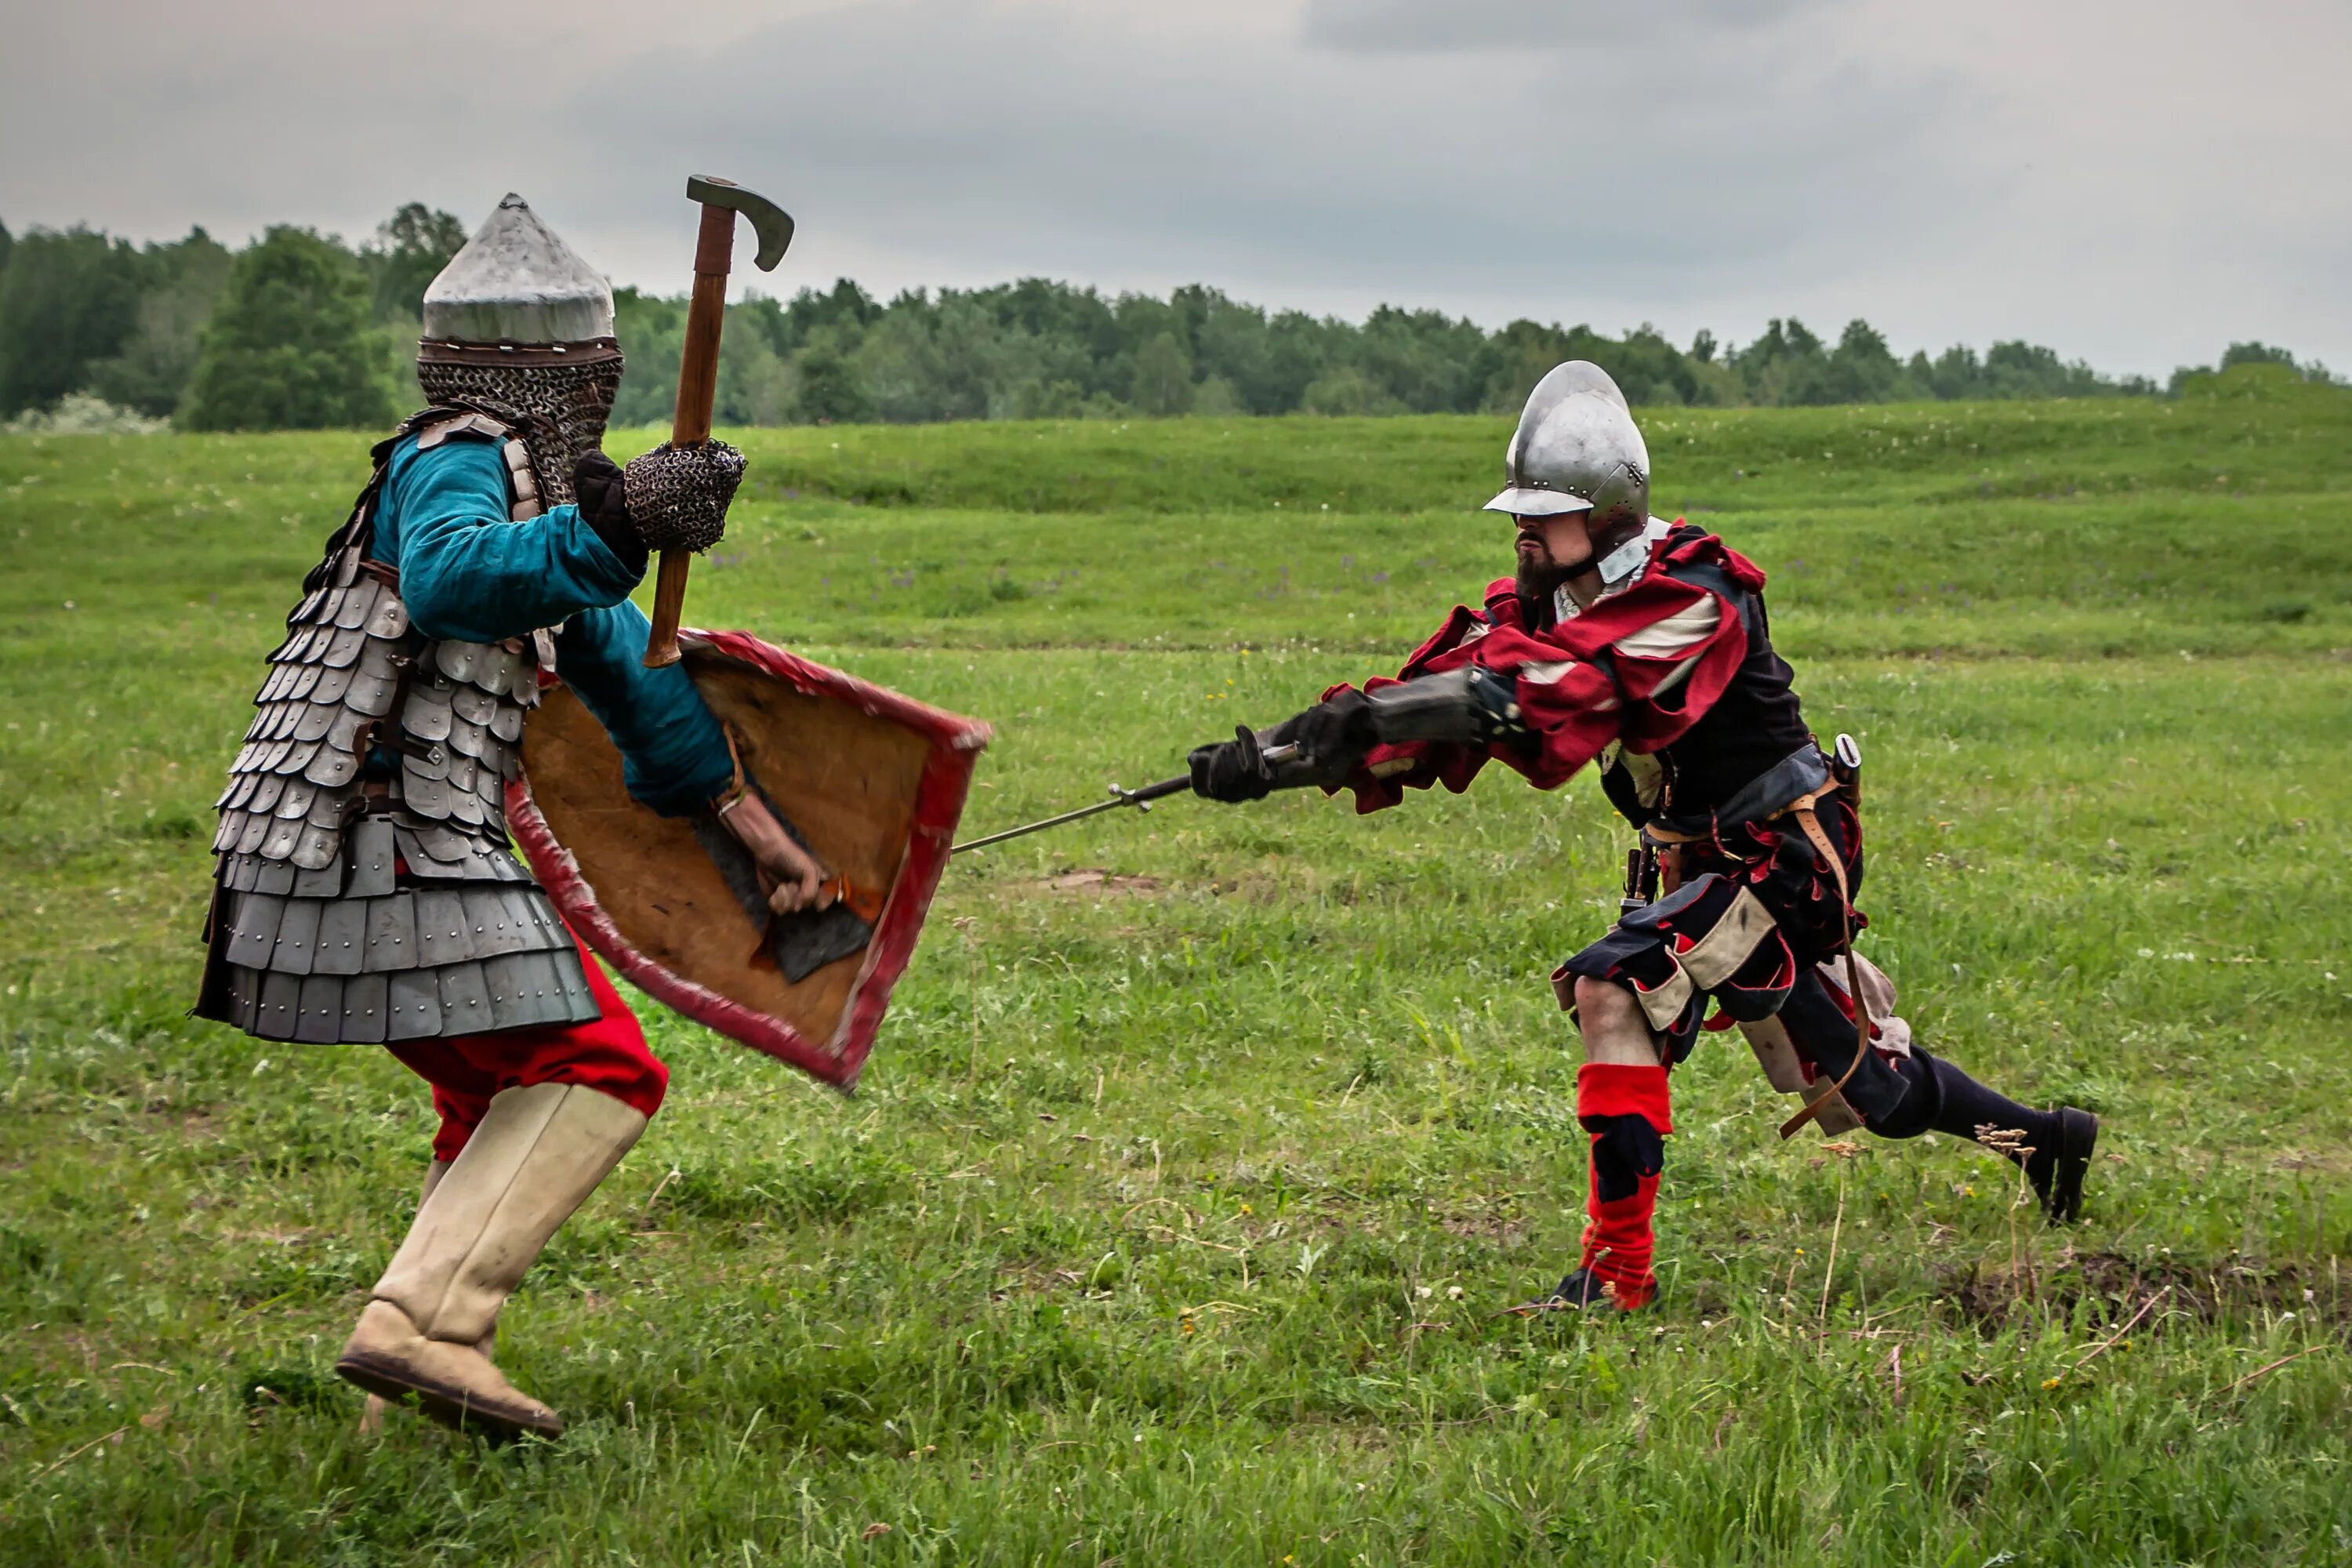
top-left (507, 630), bottom-right (989, 1091)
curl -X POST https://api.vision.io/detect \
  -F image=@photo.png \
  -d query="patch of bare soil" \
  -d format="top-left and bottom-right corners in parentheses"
top-left (1020, 869), bottom-right (1165, 896)
top-left (1432, 1200), bottom-right (1532, 1247)
top-left (1939, 1249), bottom-right (2344, 1333)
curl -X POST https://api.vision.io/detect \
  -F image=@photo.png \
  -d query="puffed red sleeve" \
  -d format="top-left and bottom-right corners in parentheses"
top-left (1548, 540), bottom-right (1754, 755)
top-left (1320, 580), bottom-right (1624, 812)
top-left (1319, 533), bottom-right (1759, 814)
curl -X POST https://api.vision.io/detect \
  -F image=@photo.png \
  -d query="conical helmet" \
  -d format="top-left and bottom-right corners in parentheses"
top-left (416, 194), bottom-right (622, 491)
top-left (1483, 361), bottom-right (1649, 546)
top-left (422, 192), bottom-right (615, 344)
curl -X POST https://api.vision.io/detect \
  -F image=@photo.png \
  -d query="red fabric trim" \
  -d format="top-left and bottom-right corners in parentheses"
top-left (1576, 1061), bottom-right (1674, 1133)
top-left (1581, 1171), bottom-right (1661, 1301)
top-left (509, 629), bottom-right (990, 1094)
top-left (384, 923), bottom-right (668, 1159)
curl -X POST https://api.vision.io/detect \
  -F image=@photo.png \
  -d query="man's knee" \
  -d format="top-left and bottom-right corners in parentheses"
top-left (1573, 974), bottom-right (1632, 1021)
top-left (1572, 975), bottom-right (1660, 1065)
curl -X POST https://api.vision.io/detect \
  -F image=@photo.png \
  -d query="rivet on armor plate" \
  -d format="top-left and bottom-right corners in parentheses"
top-left (305, 786), bottom-right (349, 828)
top-left (272, 898), bottom-right (321, 976)
top-left (292, 824), bottom-right (340, 871)
top-left (365, 596), bottom-right (409, 641)
top-left (260, 818), bottom-right (306, 861)
top-left (312, 902), bottom-right (366, 976)
top-left (436, 641), bottom-right (483, 684)
top-left (274, 779), bottom-right (318, 821)
top-left (321, 626), bottom-right (368, 670)
top-left (304, 746), bottom-right (361, 788)
top-left (332, 579), bottom-right (381, 631)
top-left (402, 771), bottom-right (452, 819)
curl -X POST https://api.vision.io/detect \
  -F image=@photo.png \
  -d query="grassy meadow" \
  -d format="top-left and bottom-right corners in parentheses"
top-left (2, 380), bottom-right (2350, 1564)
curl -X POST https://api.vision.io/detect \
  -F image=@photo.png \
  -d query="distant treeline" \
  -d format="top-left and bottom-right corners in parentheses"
top-left (0, 205), bottom-right (2339, 434)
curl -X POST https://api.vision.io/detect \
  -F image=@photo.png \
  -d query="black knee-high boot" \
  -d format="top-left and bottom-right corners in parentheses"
top-left (1867, 1048), bottom-right (2096, 1222)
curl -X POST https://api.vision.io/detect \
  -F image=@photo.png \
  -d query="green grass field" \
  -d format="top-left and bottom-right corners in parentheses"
top-left (4, 379), bottom-right (2350, 1564)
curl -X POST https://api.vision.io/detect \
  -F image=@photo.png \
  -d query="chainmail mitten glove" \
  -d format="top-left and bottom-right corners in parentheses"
top-left (570, 450), bottom-right (646, 572)
top-left (620, 438), bottom-right (749, 553)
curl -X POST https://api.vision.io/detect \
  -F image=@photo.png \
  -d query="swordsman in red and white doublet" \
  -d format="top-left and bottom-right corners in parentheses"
top-left (1188, 361), bottom-right (2097, 1312)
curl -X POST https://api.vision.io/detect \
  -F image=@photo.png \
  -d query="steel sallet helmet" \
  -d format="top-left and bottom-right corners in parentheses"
top-left (416, 194), bottom-right (622, 495)
top-left (1483, 360), bottom-right (1650, 558)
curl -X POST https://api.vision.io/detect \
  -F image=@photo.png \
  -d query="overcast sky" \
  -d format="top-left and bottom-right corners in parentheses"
top-left (4, 0), bottom-right (2345, 378)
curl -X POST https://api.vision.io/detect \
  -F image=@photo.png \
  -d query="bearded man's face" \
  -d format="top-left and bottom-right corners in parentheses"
top-left (1512, 512), bottom-right (1592, 599)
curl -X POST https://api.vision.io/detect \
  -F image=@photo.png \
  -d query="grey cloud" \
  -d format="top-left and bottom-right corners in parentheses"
top-left (1302, 0), bottom-right (1844, 52)
top-left (0, 0), bottom-right (2343, 375)
top-left (562, 0), bottom-right (1969, 318)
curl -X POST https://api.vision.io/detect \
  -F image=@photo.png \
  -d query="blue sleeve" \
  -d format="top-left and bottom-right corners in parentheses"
top-left (554, 601), bottom-right (738, 818)
top-left (382, 434), bottom-right (641, 641)
top-left (379, 433), bottom-right (735, 818)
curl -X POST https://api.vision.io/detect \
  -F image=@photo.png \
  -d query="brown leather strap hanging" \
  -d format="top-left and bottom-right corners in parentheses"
top-left (1777, 786), bottom-right (1872, 1138)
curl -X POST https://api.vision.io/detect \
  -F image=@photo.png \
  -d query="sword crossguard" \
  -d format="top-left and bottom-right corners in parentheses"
top-left (1109, 782), bottom-right (1154, 813)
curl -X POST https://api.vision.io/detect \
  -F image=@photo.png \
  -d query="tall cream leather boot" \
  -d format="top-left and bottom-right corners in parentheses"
top-left (356, 1160), bottom-right (504, 1434)
top-left (336, 1083), bottom-right (646, 1439)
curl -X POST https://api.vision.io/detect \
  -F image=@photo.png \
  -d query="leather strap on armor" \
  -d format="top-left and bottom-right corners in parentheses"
top-left (1774, 784), bottom-right (1872, 1138)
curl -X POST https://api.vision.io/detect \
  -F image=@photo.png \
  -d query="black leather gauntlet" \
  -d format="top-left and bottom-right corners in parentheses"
top-left (571, 450), bottom-right (644, 572)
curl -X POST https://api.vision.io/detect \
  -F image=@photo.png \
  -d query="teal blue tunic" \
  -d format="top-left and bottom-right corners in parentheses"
top-left (372, 431), bottom-right (735, 816)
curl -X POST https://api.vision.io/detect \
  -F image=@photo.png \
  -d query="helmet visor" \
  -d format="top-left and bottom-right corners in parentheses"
top-left (1482, 485), bottom-right (1594, 518)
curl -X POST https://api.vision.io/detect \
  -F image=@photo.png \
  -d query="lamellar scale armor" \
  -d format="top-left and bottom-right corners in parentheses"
top-left (195, 194), bottom-right (626, 1046)
top-left (197, 412), bottom-right (597, 1044)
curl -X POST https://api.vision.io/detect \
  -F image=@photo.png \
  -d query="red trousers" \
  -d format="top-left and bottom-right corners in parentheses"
top-left (383, 931), bottom-right (667, 1161)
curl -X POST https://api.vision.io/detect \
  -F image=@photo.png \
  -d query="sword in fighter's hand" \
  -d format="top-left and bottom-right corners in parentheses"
top-left (954, 686), bottom-right (1372, 857)
top-left (641, 176), bottom-right (796, 668)
top-left (950, 739), bottom-right (1301, 855)
top-left (950, 669), bottom-right (1536, 854)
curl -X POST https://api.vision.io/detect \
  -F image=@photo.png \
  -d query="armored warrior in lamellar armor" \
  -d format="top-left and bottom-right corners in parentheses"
top-left (194, 195), bottom-right (829, 1440)
top-left (1189, 361), bottom-right (2098, 1313)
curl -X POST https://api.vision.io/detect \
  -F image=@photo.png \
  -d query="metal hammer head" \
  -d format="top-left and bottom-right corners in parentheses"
top-left (684, 175), bottom-right (795, 271)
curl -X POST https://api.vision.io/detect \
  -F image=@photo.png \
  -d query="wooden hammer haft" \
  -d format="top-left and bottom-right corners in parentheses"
top-left (643, 175), bottom-right (796, 669)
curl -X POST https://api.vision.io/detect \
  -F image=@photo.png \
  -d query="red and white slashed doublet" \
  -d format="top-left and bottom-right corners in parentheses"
top-left (1324, 524), bottom-right (1760, 810)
